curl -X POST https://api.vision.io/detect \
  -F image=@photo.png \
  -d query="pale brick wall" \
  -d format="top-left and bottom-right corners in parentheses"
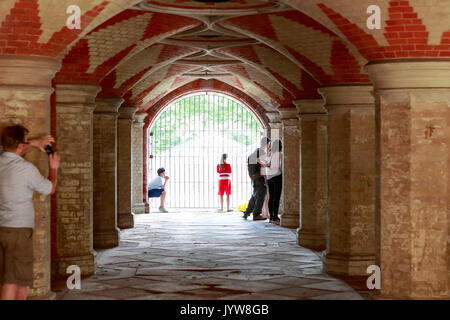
top-left (53, 84), bottom-right (99, 279)
top-left (93, 98), bottom-right (123, 248)
top-left (131, 114), bottom-right (146, 213)
top-left (117, 107), bottom-right (137, 228)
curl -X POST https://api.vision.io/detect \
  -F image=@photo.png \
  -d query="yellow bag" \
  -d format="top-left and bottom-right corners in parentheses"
top-left (237, 202), bottom-right (248, 212)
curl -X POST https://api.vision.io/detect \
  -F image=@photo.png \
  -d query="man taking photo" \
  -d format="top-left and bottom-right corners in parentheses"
top-left (0, 125), bottom-right (60, 300)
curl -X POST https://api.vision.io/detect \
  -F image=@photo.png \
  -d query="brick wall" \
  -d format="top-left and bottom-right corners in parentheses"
top-left (117, 106), bottom-right (137, 228)
top-left (93, 99), bottom-right (121, 248)
top-left (131, 115), bottom-right (146, 213)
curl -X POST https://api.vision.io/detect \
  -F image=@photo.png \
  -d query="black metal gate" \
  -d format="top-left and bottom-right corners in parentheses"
top-left (148, 92), bottom-right (264, 208)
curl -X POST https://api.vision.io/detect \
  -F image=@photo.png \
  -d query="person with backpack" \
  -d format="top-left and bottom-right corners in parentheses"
top-left (242, 137), bottom-right (271, 221)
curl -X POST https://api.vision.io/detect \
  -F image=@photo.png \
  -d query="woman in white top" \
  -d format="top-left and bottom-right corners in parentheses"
top-left (262, 139), bottom-right (283, 224)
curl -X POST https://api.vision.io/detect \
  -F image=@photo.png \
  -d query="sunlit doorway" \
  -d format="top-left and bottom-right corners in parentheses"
top-left (148, 92), bottom-right (265, 208)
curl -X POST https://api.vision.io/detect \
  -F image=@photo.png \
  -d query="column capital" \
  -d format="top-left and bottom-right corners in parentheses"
top-left (269, 122), bottom-right (282, 130)
top-left (55, 84), bottom-right (101, 108)
top-left (294, 99), bottom-right (327, 115)
top-left (265, 112), bottom-right (281, 124)
top-left (134, 112), bottom-right (148, 124)
top-left (365, 60), bottom-right (450, 89)
top-left (279, 107), bottom-right (299, 127)
top-left (319, 85), bottom-right (374, 106)
top-left (95, 98), bottom-right (124, 114)
top-left (0, 56), bottom-right (61, 87)
top-left (118, 106), bottom-right (138, 120)
top-left (278, 107), bottom-right (298, 120)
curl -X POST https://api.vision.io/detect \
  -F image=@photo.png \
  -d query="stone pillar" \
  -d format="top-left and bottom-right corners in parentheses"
top-left (0, 56), bottom-right (60, 299)
top-left (294, 99), bottom-right (328, 251)
top-left (52, 84), bottom-right (99, 279)
top-left (143, 117), bottom-right (151, 213)
top-left (279, 107), bottom-right (300, 229)
top-left (117, 106), bottom-right (138, 229)
top-left (132, 112), bottom-right (148, 214)
top-left (319, 86), bottom-right (376, 276)
top-left (366, 61), bottom-right (450, 299)
top-left (93, 98), bottom-right (123, 248)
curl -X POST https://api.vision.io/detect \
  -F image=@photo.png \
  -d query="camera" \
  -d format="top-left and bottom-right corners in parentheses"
top-left (45, 145), bottom-right (54, 155)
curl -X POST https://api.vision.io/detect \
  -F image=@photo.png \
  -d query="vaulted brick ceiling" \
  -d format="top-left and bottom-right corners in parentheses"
top-left (2, 0), bottom-right (449, 112)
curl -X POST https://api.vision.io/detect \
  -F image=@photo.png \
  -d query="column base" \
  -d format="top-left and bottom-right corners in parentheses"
top-left (118, 212), bottom-right (135, 229)
top-left (94, 228), bottom-right (120, 249)
top-left (52, 253), bottom-right (96, 280)
top-left (280, 213), bottom-right (299, 228)
top-left (325, 252), bottom-right (375, 276)
top-left (133, 203), bottom-right (147, 214)
top-left (27, 290), bottom-right (56, 300)
top-left (297, 228), bottom-right (327, 251)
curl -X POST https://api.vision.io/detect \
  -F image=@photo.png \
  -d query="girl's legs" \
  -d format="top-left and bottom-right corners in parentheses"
top-left (220, 195), bottom-right (224, 211)
top-left (226, 195), bottom-right (230, 211)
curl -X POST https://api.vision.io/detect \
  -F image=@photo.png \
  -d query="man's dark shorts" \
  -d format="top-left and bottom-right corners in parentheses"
top-left (148, 188), bottom-right (164, 198)
top-left (0, 226), bottom-right (34, 287)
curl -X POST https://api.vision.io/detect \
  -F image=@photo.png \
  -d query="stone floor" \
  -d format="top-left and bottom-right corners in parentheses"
top-left (56, 209), bottom-right (371, 300)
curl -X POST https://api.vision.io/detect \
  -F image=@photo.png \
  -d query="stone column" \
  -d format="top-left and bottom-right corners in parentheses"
top-left (93, 98), bottom-right (123, 248)
top-left (319, 85), bottom-right (376, 276)
top-left (365, 61), bottom-right (450, 299)
top-left (294, 99), bottom-right (328, 251)
top-left (132, 112), bottom-right (148, 214)
top-left (117, 106), bottom-right (138, 229)
top-left (52, 84), bottom-right (99, 279)
top-left (279, 107), bottom-right (300, 229)
top-left (0, 56), bottom-right (60, 299)
top-left (143, 117), bottom-right (151, 213)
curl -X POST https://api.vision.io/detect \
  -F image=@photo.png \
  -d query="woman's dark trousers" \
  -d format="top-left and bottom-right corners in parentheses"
top-left (268, 174), bottom-right (282, 220)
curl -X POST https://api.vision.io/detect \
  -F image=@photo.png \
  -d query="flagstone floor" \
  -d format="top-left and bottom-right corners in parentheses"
top-left (56, 209), bottom-right (371, 300)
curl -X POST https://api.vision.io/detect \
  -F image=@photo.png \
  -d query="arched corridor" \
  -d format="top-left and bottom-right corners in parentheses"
top-left (57, 211), bottom-right (365, 300)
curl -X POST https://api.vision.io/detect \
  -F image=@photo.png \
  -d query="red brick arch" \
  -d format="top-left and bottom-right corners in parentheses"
top-left (146, 79), bottom-right (270, 128)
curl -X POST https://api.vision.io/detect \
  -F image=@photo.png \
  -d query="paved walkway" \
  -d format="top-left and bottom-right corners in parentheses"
top-left (57, 209), bottom-right (368, 300)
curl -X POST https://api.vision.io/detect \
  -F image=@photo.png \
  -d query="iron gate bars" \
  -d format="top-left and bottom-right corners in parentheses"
top-left (148, 92), bottom-right (264, 208)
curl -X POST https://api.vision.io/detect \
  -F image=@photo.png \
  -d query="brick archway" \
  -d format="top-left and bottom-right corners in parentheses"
top-left (146, 79), bottom-right (270, 128)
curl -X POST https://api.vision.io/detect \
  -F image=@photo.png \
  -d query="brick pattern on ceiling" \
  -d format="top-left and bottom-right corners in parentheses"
top-left (129, 64), bottom-right (199, 106)
top-left (220, 10), bottom-right (370, 85)
top-left (0, 0), bottom-right (145, 56)
top-left (147, 0), bottom-right (272, 10)
top-left (54, 10), bottom-right (201, 84)
top-left (2, 0), bottom-right (450, 111)
top-left (286, 0), bottom-right (450, 59)
top-left (217, 44), bottom-right (321, 99)
top-left (99, 44), bottom-right (200, 97)
top-left (219, 65), bottom-right (285, 108)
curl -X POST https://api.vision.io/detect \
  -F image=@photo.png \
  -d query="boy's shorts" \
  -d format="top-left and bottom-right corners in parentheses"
top-left (0, 226), bottom-right (34, 287)
top-left (148, 188), bottom-right (164, 198)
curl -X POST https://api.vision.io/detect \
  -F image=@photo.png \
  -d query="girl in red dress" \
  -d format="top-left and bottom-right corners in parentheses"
top-left (217, 154), bottom-right (232, 212)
